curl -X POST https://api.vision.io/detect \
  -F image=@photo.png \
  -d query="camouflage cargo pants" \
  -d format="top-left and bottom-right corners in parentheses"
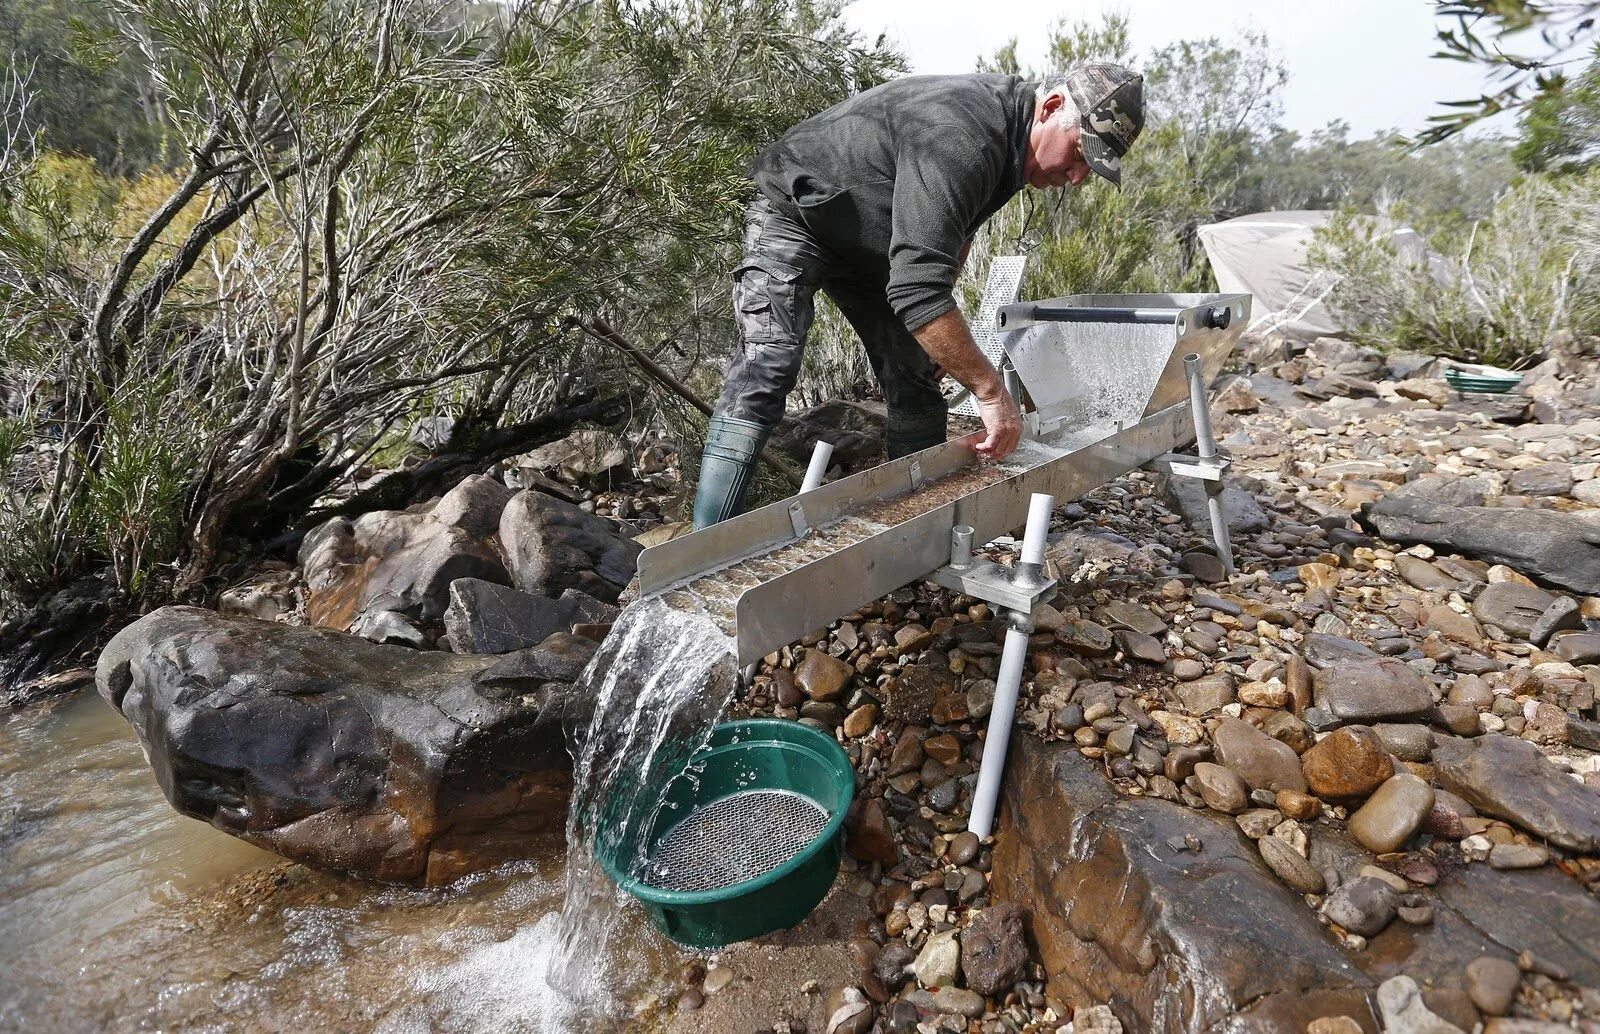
top-left (713, 197), bottom-right (947, 453)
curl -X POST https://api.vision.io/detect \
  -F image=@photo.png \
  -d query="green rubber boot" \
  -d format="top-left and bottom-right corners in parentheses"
top-left (693, 416), bottom-right (772, 530)
top-left (885, 406), bottom-right (949, 459)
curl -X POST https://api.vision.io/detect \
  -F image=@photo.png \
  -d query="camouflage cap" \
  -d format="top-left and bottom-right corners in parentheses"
top-left (1064, 63), bottom-right (1145, 188)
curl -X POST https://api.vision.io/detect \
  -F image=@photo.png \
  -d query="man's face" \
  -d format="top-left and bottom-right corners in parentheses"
top-left (1025, 90), bottom-right (1092, 190)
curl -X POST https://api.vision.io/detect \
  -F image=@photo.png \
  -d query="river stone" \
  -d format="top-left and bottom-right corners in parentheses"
top-left (1116, 629), bottom-right (1168, 665)
top-left (1192, 762), bottom-right (1250, 814)
top-left (1375, 975), bottom-right (1466, 1034)
top-left (1259, 835), bottom-right (1324, 894)
top-left (1096, 602), bottom-right (1167, 637)
top-left (314, 512), bottom-right (512, 626)
top-left (1395, 556), bottom-right (1466, 593)
top-left (499, 489), bottom-right (642, 603)
top-left (1472, 582), bottom-right (1557, 640)
top-left (1313, 658), bottom-right (1434, 723)
top-left (846, 797), bottom-right (897, 866)
top-left (912, 929), bottom-right (961, 988)
top-left (1211, 717), bottom-right (1308, 793)
top-left (1300, 726), bottom-right (1394, 799)
top-left (1528, 596), bottom-right (1582, 648)
top-left (960, 903), bottom-right (1027, 995)
top-left (96, 606), bottom-right (594, 885)
top-left (1301, 633), bottom-right (1379, 669)
top-left (1373, 723), bottom-right (1434, 763)
top-left (1551, 632), bottom-right (1600, 664)
top-left (1360, 496), bottom-right (1600, 596)
top-left (1389, 474), bottom-right (1492, 508)
top-left (796, 648), bottom-right (854, 702)
top-left (1434, 735), bottom-right (1600, 853)
top-left (1464, 956), bottom-right (1521, 1016)
top-left (1163, 475), bottom-right (1270, 535)
top-left (1176, 674), bottom-right (1236, 715)
top-left (882, 664), bottom-right (949, 723)
top-left (1058, 619), bottom-right (1114, 655)
top-left (430, 474), bottom-right (515, 538)
top-left (444, 580), bottom-right (616, 654)
top-left (1348, 773), bottom-right (1435, 853)
top-left (992, 736), bottom-right (1374, 1032)
top-left (1322, 876), bottom-right (1399, 937)
top-left (1508, 464), bottom-right (1573, 498)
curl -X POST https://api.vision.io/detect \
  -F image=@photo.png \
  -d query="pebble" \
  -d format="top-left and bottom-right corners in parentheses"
top-left (1192, 762), bottom-right (1249, 814)
top-left (1301, 725), bottom-right (1396, 799)
top-left (1323, 876), bottom-right (1399, 936)
top-left (1348, 773), bottom-right (1435, 853)
top-left (911, 929), bottom-right (961, 987)
top-left (947, 831), bottom-right (980, 866)
top-left (1465, 956), bottom-right (1522, 1016)
top-left (1487, 843), bottom-right (1549, 870)
top-left (703, 965), bottom-right (733, 994)
top-left (1259, 834), bottom-right (1325, 894)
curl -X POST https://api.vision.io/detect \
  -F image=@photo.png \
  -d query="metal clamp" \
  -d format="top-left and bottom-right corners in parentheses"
top-left (788, 500), bottom-right (808, 539)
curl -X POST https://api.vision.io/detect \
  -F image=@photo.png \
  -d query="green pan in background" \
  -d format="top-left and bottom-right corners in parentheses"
top-left (596, 718), bottom-right (856, 949)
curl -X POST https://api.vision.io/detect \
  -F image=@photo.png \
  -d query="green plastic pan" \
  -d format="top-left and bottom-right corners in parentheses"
top-left (596, 718), bottom-right (855, 949)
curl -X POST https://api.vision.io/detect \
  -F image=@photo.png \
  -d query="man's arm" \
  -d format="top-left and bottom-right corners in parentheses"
top-left (913, 309), bottom-right (1021, 460)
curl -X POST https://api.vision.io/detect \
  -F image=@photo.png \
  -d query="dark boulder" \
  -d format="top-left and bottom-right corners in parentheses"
top-left (96, 606), bottom-right (593, 885)
top-left (444, 579), bottom-right (617, 654)
top-left (1359, 496), bottom-right (1600, 595)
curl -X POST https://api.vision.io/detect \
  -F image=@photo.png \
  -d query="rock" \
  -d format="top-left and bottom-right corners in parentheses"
top-left (1162, 476), bottom-right (1271, 536)
top-left (499, 490), bottom-right (641, 603)
top-left (927, 986), bottom-right (984, 1018)
top-left (1551, 631), bottom-right (1600, 664)
top-left (1177, 674), bottom-right (1236, 715)
top-left (444, 579), bottom-right (616, 654)
top-left (846, 797), bottom-right (897, 866)
top-left (1259, 710), bottom-right (1314, 754)
top-left (824, 986), bottom-right (873, 1034)
top-left (1395, 555), bottom-right (1467, 592)
top-left (1435, 735), bottom-right (1600, 853)
top-left (769, 399), bottom-right (887, 473)
top-left (1322, 876), bottom-right (1399, 937)
top-left (95, 607), bottom-right (589, 884)
top-left (912, 929), bottom-right (961, 988)
top-left (1527, 595), bottom-right (1582, 648)
top-left (923, 734), bottom-right (961, 767)
top-left (430, 474), bottom-right (515, 538)
top-left (1488, 843), bottom-right (1549, 870)
top-left (874, 939), bottom-right (916, 990)
top-left (993, 737), bottom-right (1375, 1033)
top-left (515, 428), bottom-right (631, 486)
top-left (948, 831), bottom-right (980, 866)
top-left (1300, 725), bottom-right (1395, 800)
top-left (1192, 762), bottom-right (1250, 814)
top-left (1181, 550), bottom-right (1229, 583)
top-left (1348, 773), bottom-right (1434, 853)
top-left (881, 664), bottom-right (948, 723)
top-left (1389, 474), bottom-right (1492, 508)
top-left (1472, 582), bottom-right (1557, 640)
top-left (1213, 374), bottom-right (1259, 413)
top-left (1211, 717), bottom-right (1308, 793)
top-left (1375, 975), bottom-right (1466, 1034)
top-left (1116, 629), bottom-right (1168, 665)
top-left (1306, 1020), bottom-right (1365, 1034)
top-left (350, 609), bottom-right (426, 647)
top-left (1276, 789), bottom-right (1322, 821)
top-left (1259, 835), bottom-right (1324, 894)
top-left (1096, 602), bottom-right (1167, 637)
top-left (960, 903), bottom-right (1027, 995)
top-left (796, 649), bottom-right (854, 702)
top-left (1313, 658), bottom-right (1434, 723)
top-left (1508, 463), bottom-right (1573, 498)
top-left (1301, 633), bottom-right (1379, 668)
top-left (1464, 956), bottom-right (1521, 1016)
top-left (1359, 496), bottom-right (1600, 596)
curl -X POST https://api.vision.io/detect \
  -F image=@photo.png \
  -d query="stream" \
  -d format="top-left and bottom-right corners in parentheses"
top-left (0, 689), bottom-right (681, 1032)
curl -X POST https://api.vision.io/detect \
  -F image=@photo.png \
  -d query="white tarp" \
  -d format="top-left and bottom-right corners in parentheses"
top-left (1197, 210), bottom-right (1431, 340)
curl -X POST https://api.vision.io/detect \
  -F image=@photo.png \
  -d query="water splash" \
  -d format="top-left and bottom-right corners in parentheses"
top-left (546, 595), bottom-right (735, 1014)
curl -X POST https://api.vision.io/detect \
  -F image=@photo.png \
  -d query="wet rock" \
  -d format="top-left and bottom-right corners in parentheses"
top-left (1488, 843), bottom-right (1549, 870)
top-left (1300, 726), bottom-right (1395, 800)
top-left (881, 664), bottom-right (948, 723)
top-left (1464, 956), bottom-right (1521, 1016)
top-left (1306, 1019), bottom-right (1365, 1034)
top-left (1375, 975), bottom-right (1465, 1034)
top-left (499, 490), bottom-right (641, 603)
top-left (1472, 582), bottom-right (1557, 640)
top-left (948, 831), bottom-right (980, 866)
top-left (1177, 674), bottom-right (1236, 715)
top-left (1359, 496), bottom-right (1600, 596)
top-left (797, 649), bottom-right (855, 702)
top-left (912, 928), bottom-right (961, 988)
top-left (960, 902), bottom-right (1027, 995)
top-left (874, 939), bottom-right (916, 990)
top-left (1259, 834), bottom-right (1324, 894)
top-left (1348, 773), bottom-right (1434, 853)
top-left (888, 730), bottom-right (925, 776)
top-left (1211, 717), bottom-right (1308, 793)
top-left (444, 580), bottom-right (616, 655)
top-left (1313, 658), bottom-right (1434, 723)
top-left (1192, 762), bottom-right (1250, 814)
top-left (1435, 735), bottom-right (1600, 853)
top-left (96, 607), bottom-right (589, 884)
top-left (1322, 876), bottom-right (1399, 937)
top-left (351, 609), bottom-right (425, 647)
top-left (1373, 723), bottom-right (1434, 763)
top-left (1073, 1004), bottom-right (1125, 1032)
top-left (846, 798), bottom-right (897, 866)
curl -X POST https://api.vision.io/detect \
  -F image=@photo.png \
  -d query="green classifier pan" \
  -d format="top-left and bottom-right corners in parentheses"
top-left (597, 719), bottom-right (855, 949)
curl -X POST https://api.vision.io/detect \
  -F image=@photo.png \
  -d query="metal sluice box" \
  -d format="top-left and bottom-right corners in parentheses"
top-left (638, 293), bottom-right (1251, 666)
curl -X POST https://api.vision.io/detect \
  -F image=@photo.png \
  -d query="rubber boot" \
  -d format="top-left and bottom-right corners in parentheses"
top-left (692, 415), bottom-right (772, 530)
top-left (885, 406), bottom-right (949, 459)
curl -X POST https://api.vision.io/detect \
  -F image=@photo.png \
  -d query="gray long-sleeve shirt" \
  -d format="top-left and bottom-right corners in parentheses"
top-left (749, 74), bottom-right (1036, 332)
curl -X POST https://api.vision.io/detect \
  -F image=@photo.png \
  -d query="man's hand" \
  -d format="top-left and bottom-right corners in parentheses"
top-left (973, 380), bottom-right (1022, 460)
top-left (912, 309), bottom-right (1022, 462)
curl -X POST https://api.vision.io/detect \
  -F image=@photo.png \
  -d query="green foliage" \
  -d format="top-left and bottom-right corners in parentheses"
top-left (1308, 171), bottom-right (1600, 365)
top-left (1513, 58), bottom-right (1600, 171)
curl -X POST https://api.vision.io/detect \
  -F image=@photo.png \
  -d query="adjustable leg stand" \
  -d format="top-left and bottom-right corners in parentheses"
top-left (1144, 352), bottom-right (1234, 573)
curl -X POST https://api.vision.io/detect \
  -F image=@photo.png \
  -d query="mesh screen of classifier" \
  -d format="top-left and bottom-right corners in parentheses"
top-left (642, 789), bottom-right (830, 893)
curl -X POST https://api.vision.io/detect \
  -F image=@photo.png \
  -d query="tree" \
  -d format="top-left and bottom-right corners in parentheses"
top-left (1512, 57), bottom-right (1600, 170)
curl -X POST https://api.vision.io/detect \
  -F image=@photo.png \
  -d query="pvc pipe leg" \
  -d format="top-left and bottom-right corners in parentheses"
top-left (801, 441), bottom-right (833, 494)
top-left (967, 622), bottom-right (1031, 840)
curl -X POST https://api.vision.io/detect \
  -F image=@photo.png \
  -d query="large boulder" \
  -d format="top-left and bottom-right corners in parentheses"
top-left (96, 606), bottom-right (594, 885)
top-left (1359, 496), bottom-right (1600, 595)
top-left (499, 490), bottom-right (641, 603)
top-left (443, 579), bottom-right (617, 654)
top-left (1434, 735), bottom-right (1600, 854)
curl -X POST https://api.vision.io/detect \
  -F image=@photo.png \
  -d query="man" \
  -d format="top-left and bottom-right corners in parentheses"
top-left (693, 63), bottom-right (1146, 529)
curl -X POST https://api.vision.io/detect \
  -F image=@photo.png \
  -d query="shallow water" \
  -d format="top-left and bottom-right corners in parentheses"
top-left (0, 691), bottom-right (677, 1033)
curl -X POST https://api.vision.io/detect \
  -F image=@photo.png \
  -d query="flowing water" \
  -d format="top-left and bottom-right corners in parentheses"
top-left (547, 595), bottom-right (736, 1015)
top-left (0, 689), bottom-right (681, 1033)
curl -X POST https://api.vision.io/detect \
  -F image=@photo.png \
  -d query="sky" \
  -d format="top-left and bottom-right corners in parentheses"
top-left (839, 0), bottom-right (1513, 139)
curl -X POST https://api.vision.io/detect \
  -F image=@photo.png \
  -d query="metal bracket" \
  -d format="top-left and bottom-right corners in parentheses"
top-left (788, 500), bottom-right (808, 538)
top-left (1147, 451), bottom-right (1230, 482)
top-left (928, 558), bottom-right (1058, 616)
top-left (909, 458), bottom-right (926, 492)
